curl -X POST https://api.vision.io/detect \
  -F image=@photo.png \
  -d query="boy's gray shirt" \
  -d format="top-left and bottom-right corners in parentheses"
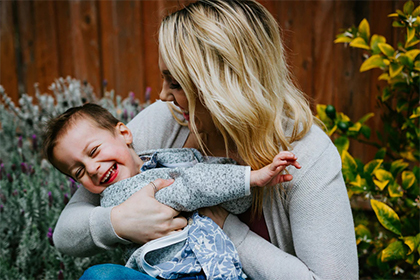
top-left (53, 101), bottom-right (359, 279)
top-left (100, 148), bottom-right (252, 214)
top-left (100, 148), bottom-right (251, 277)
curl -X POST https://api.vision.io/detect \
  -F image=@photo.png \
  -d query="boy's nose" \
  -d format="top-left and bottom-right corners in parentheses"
top-left (86, 162), bottom-right (100, 176)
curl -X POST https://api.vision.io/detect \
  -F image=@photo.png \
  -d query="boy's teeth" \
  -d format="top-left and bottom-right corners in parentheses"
top-left (101, 165), bottom-right (115, 183)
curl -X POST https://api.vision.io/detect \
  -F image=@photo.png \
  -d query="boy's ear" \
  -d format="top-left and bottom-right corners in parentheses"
top-left (116, 122), bottom-right (133, 145)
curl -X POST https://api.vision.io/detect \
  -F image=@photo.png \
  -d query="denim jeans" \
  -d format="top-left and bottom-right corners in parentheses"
top-left (79, 264), bottom-right (208, 280)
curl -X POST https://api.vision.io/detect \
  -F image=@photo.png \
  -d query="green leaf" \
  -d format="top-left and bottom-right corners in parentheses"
top-left (360, 54), bottom-right (387, 72)
top-left (378, 43), bottom-right (395, 57)
top-left (334, 36), bottom-right (353, 44)
top-left (406, 39), bottom-right (420, 48)
top-left (390, 159), bottom-right (409, 175)
top-left (334, 136), bottom-right (350, 155)
top-left (403, 0), bottom-right (415, 15)
top-left (358, 19), bottom-right (370, 43)
top-left (393, 20), bottom-right (406, 28)
top-left (349, 174), bottom-right (368, 194)
top-left (397, 99), bottom-right (409, 112)
top-left (342, 150), bottom-right (357, 181)
top-left (370, 199), bottom-right (402, 235)
top-left (403, 235), bottom-right (419, 254)
top-left (390, 63), bottom-right (404, 78)
top-left (405, 27), bottom-right (417, 48)
top-left (413, 6), bottom-right (420, 17)
top-left (378, 72), bottom-right (389, 81)
top-left (410, 106), bottom-right (420, 119)
top-left (388, 181), bottom-right (404, 197)
top-left (381, 240), bottom-right (408, 262)
top-left (355, 224), bottom-right (372, 245)
top-left (374, 168), bottom-right (393, 181)
top-left (375, 147), bottom-right (387, 159)
top-left (348, 122), bottom-right (362, 133)
top-left (358, 112), bottom-right (374, 124)
top-left (350, 37), bottom-right (370, 50)
top-left (397, 54), bottom-right (412, 67)
top-left (360, 125), bottom-right (371, 139)
top-left (364, 159), bottom-right (383, 175)
top-left (402, 170), bottom-right (416, 189)
top-left (406, 49), bottom-right (420, 61)
top-left (370, 34), bottom-right (386, 54)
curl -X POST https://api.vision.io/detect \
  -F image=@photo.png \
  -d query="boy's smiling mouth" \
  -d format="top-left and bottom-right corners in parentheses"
top-left (101, 163), bottom-right (118, 184)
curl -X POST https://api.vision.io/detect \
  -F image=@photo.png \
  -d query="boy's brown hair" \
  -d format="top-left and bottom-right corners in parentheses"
top-left (43, 103), bottom-right (120, 166)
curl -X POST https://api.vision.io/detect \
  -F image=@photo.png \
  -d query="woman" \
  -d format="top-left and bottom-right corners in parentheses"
top-left (55, 0), bottom-right (358, 279)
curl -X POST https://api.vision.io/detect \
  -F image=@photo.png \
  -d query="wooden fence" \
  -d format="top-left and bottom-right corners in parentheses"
top-left (1, 0), bottom-right (401, 160)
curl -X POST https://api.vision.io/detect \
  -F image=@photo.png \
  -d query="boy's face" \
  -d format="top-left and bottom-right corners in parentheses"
top-left (52, 118), bottom-right (142, 194)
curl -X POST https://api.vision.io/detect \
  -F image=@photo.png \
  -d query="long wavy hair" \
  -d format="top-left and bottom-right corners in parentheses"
top-left (159, 0), bottom-right (314, 215)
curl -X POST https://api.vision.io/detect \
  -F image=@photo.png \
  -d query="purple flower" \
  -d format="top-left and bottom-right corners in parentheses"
top-left (129, 91), bottom-right (135, 104)
top-left (18, 136), bottom-right (23, 148)
top-left (20, 209), bottom-right (25, 216)
top-left (47, 228), bottom-right (54, 246)
top-left (20, 162), bottom-right (28, 174)
top-left (60, 262), bottom-right (65, 270)
top-left (0, 205), bottom-right (3, 213)
top-left (12, 189), bottom-right (18, 196)
top-left (63, 193), bottom-right (69, 206)
top-left (103, 79), bottom-right (108, 87)
top-left (58, 270), bottom-right (64, 280)
top-left (69, 178), bottom-right (78, 196)
top-left (32, 134), bottom-right (37, 151)
top-left (7, 174), bottom-right (13, 183)
top-left (11, 164), bottom-right (16, 172)
top-left (48, 191), bottom-right (53, 208)
top-left (145, 87), bottom-right (151, 102)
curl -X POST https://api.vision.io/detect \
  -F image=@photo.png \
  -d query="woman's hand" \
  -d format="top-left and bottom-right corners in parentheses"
top-left (199, 205), bottom-right (229, 229)
top-left (111, 179), bottom-right (187, 244)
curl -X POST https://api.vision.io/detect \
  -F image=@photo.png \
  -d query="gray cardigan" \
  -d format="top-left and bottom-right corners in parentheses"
top-left (53, 101), bottom-right (359, 279)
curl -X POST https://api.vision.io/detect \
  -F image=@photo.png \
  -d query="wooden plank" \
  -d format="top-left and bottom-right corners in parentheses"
top-left (98, 0), bottom-right (116, 97)
top-left (275, 1), bottom-right (315, 99)
top-left (142, 0), bottom-right (164, 103)
top-left (32, 0), bottom-right (60, 95)
top-left (0, 0), bottom-right (19, 102)
top-left (69, 0), bottom-right (101, 96)
top-left (99, 1), bottom-right (144, 100)
top-left (55, 0), bottom-right (75, 79)
top-left (16, 0), bottom-right (36, 97)
top-left (333, 0), bottom-right (373, 162)
top-left (312, 0), bottom-right (335, 108)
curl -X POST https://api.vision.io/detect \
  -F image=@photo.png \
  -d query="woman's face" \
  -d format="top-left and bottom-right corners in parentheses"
top-left (159, 55), bottom-right (216, 135)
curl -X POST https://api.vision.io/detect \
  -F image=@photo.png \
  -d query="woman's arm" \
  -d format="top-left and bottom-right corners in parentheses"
top-left (222, 142), bottom-right (358, 279)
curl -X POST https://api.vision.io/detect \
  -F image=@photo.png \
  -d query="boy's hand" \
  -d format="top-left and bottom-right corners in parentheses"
top-left (250, 151), bottom-right (301, 187)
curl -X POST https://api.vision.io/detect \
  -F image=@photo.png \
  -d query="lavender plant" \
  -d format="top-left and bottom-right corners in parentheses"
top-left (0, 77), bottom-right (150, 279)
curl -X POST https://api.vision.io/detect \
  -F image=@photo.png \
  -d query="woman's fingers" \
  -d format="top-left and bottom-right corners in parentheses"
top-left (110, 178), bottom-right (186, 244)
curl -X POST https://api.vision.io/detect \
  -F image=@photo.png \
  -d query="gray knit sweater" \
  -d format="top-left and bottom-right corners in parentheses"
top-left (53, 100), bottom-right (359, 279)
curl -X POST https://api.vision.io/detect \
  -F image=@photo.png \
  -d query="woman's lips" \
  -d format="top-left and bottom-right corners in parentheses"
top-left (183, 112), bottom-right (190, 121)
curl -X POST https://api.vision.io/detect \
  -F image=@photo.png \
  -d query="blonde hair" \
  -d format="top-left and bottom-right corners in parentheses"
top-left (159, 0), bottom-right (314, 214)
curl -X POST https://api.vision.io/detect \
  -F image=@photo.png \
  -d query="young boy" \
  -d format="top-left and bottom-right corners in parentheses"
top-left (43, 103), bottom-right (300, 280)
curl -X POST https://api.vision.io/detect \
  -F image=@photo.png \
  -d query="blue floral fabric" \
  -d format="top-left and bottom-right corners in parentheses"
top-left (150, 212), bottom-right (246, 280)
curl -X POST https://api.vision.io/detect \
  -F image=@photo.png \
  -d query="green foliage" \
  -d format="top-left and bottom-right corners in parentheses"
top-left (0, 77), bottom-right (149, 279)
top-left (321, 1), bottom-right (420, 278)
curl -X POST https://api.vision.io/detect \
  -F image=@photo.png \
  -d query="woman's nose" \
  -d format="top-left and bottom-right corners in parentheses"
top-left (159, 83), bottom-right (174, 101)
